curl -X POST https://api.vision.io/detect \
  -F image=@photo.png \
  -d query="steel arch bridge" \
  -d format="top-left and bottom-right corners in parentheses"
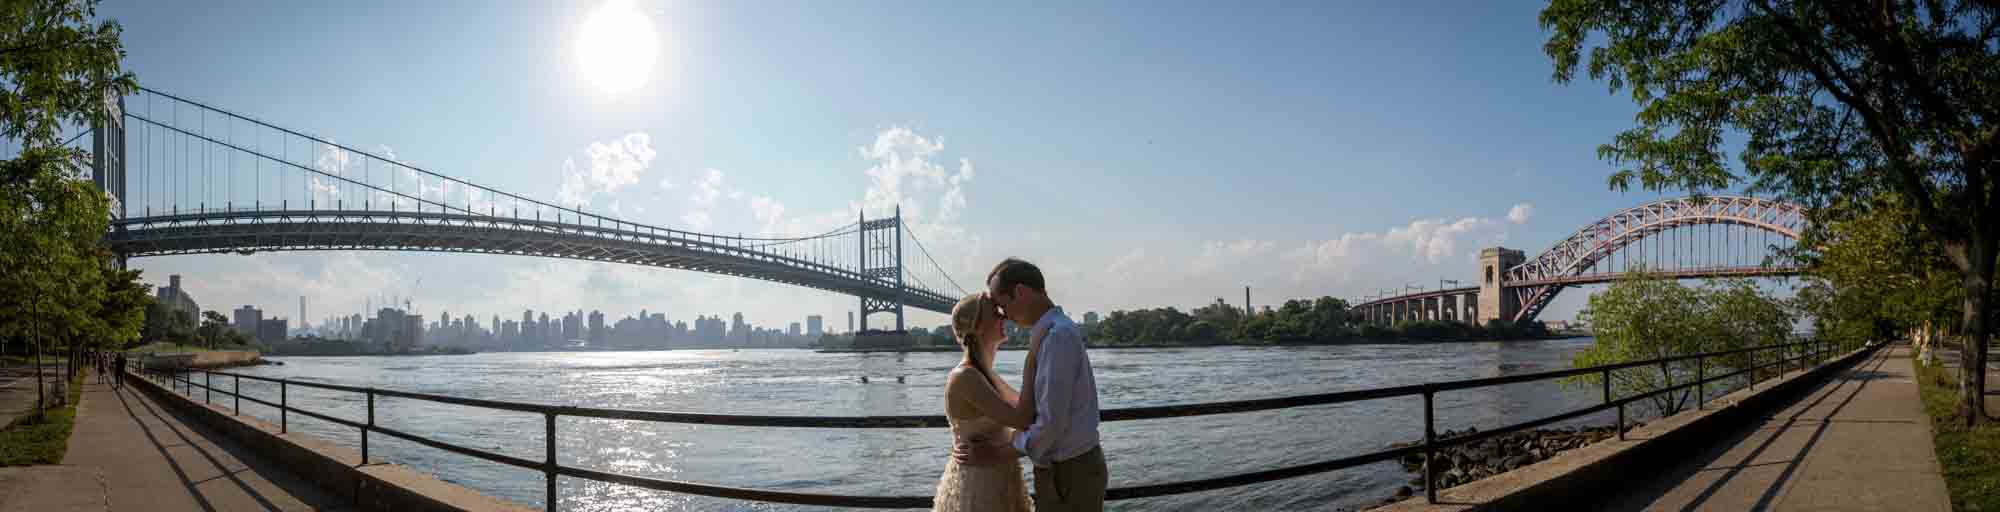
top-left (90, 88), bottom-right (965, 325)
top-left (1353, 195), bottom-right (1807, 326)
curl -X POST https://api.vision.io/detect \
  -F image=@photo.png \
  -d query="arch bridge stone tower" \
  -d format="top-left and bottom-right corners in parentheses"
top-left (1477, 247), bottom-right (1524, 326)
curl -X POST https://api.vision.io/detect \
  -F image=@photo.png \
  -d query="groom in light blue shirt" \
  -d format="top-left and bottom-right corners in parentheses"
top-left (955, 258), bottom-right (1106, 512)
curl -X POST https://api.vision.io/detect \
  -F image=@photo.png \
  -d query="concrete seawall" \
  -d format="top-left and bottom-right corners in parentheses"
top-left (140, 350), bottom-right (265, 370)
top-left (1377, 341), bottom-right (1884, 511)
top-left (123, 368), bottom-right (534, 512)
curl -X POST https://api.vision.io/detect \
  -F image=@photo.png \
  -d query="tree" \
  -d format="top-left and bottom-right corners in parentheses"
top-left (198, 310), bottom-right (232, 349)
top-left (1542, 0), bottom-right (1999, 424)
top-left (1793, 194), bottom-right (1965, 357)
top-left (1567, 271), bottom-right (1713, 417)
top-left (0, 0), bottom-right (140, 404)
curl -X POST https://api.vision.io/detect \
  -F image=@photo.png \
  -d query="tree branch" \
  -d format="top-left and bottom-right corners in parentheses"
top-left (1755, 0), bottom-right (1954, 242)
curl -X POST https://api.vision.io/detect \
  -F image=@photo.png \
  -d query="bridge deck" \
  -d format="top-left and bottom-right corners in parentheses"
top-left (1593, 344), bottom-right (1949, 511)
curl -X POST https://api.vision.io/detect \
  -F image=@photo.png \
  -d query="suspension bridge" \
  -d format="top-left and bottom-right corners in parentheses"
top-left (87, 88), bottom-right (965, 330)
top-left (1353, 195), bottom-right (1808, 325)
top-left (80, 89), bottom-right (1807, 331)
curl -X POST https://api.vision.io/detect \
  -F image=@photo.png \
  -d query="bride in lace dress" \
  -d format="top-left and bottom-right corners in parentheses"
top-left (934, 293), bottom-right (1037, 512)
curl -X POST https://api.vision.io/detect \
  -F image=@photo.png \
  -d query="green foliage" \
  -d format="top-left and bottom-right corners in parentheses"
top-left (1914, 352), bottom-right (2000, 510)
top-left (0, 0), bottom-right (141, 374)
top-left (1541, 0), bottom-right (2000, 423)
top-left (1078, 295), bottom-right (1556, 346)
top-left (0, 373), bottom-right (83, 466)
top-left (1795, 194), bottom-right (1968, 347)
top-left (1565, 271), bottom-right (1793, 417)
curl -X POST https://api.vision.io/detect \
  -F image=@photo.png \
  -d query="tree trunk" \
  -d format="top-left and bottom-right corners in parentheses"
top-left (1962, 234), bottom-right (1996, 427)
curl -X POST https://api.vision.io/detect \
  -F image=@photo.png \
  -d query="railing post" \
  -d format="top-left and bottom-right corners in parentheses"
top-left (1749, 348), bottom-right (1757, 391)
top-left (1696, 354), bottom-right (1705, 410)
top-left (280, 380), bottom-right (288, 434)
top-left (205, 371), bottom-right (211, 404)
top-left (363, 389), bottom-right (374, 465)
top-left (545, 412), bottom-right (558, 512)
top-left (233, 375), bottom-right (240, 415)
top-left (1604, 368), bottom-right (1622, 440)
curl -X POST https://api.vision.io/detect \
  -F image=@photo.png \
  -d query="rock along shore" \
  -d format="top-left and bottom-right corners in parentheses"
top-left (1372, 424), bottom-right (1635, 507)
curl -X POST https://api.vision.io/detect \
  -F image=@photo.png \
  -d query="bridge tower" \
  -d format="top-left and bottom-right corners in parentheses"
top-left (91, 94), bottom-right (128, 268)
top-left (1477, 247), bottom-right (1524, 326)
top-left (857, 206), bottom-right (905, 333)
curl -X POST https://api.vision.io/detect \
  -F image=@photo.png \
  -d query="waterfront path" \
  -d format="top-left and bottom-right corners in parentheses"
top-left (0, 371), bottom-right (346, 511)
top-left (1596, 344), bottom-right (1950, 511)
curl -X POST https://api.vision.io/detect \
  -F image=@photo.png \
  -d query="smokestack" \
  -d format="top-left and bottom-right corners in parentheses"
top-left (300, 296), bottom-right (306, 330)
top-left (1244, 286), bottom-right (1251, 318)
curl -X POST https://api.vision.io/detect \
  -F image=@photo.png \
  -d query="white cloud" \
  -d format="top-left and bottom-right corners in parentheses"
top-left (1191, 239), bottom-right (1275, 276)
top-left (557, 132), bottom-right (657, 207)
top-left (1508, 203), bottom-right (1535, 224)
top-left (689, 168), bottom-right (724, 206)
top-left (748, 196), bottom-right (786, 233)
top-left (1280, 206), bottom-right (1524, 294)
top-left (1384, 216), bottom-right (1497, 264)
top-left (857, 126), bottom-right (951, 215)
top-left (680, 211), bottom-right (713, 231)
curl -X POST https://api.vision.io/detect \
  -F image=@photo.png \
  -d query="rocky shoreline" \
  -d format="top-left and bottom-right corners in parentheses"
top-left (1371, 424), bottom-right (1635, 507)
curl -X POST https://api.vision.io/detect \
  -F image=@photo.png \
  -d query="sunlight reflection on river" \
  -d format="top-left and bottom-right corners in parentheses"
top-left (227, 339), bottom-right (1672, 510)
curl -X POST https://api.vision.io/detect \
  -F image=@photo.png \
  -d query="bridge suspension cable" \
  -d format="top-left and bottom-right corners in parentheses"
top-left (108, 87), bottom-right (971, 313)
top-left (900, 222), bottom-right (968, 297)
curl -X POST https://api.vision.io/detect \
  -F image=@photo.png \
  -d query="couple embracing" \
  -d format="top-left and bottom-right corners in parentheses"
top-left (932, 258), bottom-right (1107, 512)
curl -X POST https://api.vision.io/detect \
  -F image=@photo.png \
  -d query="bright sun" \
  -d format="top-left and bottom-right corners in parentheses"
top-left (577, 0), bottom-right (659, 95)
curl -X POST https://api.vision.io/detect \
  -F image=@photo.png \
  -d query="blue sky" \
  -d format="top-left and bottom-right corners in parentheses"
top-left (104, 0), bottom-right (1716, 331)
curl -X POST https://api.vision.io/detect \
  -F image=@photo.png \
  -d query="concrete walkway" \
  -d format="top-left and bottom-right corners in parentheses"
top-left (0, 371), bottom-right (348, 511)
top-left (1597, 344), bottom-right (1950, 511)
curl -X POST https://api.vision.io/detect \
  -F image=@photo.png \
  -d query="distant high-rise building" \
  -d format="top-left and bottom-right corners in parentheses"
top-left (258, 317), bottom-right (287, 344)
top-left (588, 310), bottom-right (606, 345)
top-left (807, 315), bottom-right (823, 337)
top-left (848, 311), bottom-right (854, 334)
top-left (788, 322), bottom-right (801, 337)
top-left (233, 305), bottom-right (262, 337)
top-left (1083, 311), bottom-right (1100, 325)
top-left (155, 275), bottom-right (200, 326)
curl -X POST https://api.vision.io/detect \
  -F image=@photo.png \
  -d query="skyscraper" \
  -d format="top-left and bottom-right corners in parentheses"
top-left (587, 310), bottom-right (606, 345)
top-left (156, 275), bottom-right (200, 326)
top-left (233, 305), bottom-right (262, 337)
top-left (807, 315), bottom-right (823, 337)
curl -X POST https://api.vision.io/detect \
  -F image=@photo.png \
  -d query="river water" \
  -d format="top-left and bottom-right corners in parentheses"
top-left (224, 339), bottom-right (1627, 511)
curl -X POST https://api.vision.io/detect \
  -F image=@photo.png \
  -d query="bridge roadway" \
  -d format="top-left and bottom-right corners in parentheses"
top-left (105, 209), bottom-right (956, 314)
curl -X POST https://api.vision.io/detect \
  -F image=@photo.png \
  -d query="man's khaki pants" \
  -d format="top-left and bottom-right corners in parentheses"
top-left (1032, 446), bottom-right (1106, 512)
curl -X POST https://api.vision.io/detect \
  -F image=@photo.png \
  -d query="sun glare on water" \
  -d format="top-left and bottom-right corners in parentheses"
top-left (577, 0), bottom-right (659, 95)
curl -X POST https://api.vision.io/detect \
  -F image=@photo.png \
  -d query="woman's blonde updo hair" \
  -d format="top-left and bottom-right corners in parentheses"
top-left (951, 292), bottom-right (994, 382)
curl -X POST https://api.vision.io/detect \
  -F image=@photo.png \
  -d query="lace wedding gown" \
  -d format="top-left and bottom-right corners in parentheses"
top-left (933, 415), bottom-right (1032, 512)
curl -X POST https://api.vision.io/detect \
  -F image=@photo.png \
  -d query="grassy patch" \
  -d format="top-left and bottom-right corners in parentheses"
top-left (0, 355), bottom-right (64, 365)
top-left (0, 374), bottom-right (84, 466)
top-left (1913, 350), bottom-right (2000, 511)
top-left (125, 342), bottom-right (214, 354)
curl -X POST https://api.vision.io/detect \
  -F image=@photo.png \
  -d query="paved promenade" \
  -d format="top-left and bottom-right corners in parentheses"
top-left (1598, 344), bottom-right (1950, 511)
top-left (0, 371), bottom-right (345, 511)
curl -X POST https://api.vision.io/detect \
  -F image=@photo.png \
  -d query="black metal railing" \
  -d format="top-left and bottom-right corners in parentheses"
top-left (130, 337), bottom-right (1869, 510)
